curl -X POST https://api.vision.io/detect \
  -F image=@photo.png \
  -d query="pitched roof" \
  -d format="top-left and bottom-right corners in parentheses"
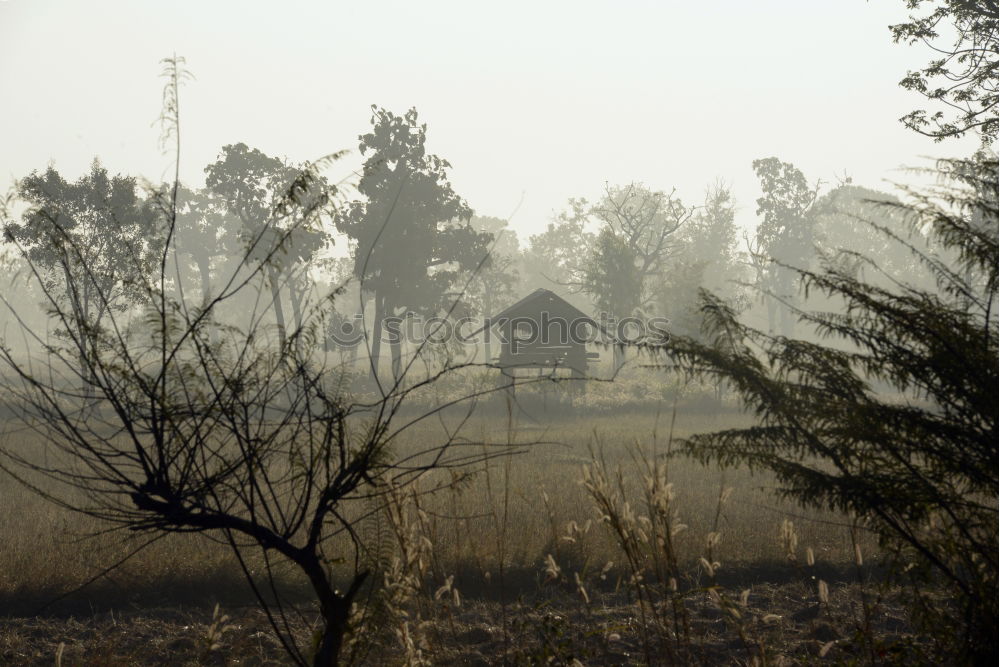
top-left (492, 288), bottom-right (593, 323)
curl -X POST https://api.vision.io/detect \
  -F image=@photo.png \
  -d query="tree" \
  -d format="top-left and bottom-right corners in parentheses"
top-left (750, 157), bottom-right (820, 337)
top-left (658, 183), bottom-right (746, 342)
top-left (523, 198), bottom-right (594, 291)
top-left (580, 227), bottom-right (646, 373)
top-left (205, 143), bottom-right (332, 347)
top-left (662, 156), bottom-right (998, 662)
top-left (529, 184), bottom-right (689, 307)
top-left (336, 106), bottom-right (491, 384)
top-left (170, 185), bottom-right (235, 306)
top-left (890, 0), bottom-right (998, 143)
top-left (679, 183), bottom-right (740, 290)
top-left (530, 184), bottom-right (688, 370)
top-left (582, 226), bottom-right (645, 320)
top-left (0, 63), bottom-right (535, 667)
top-left (810, 183), bottom-right (923, 286)
top-left (589, 183), bottom-right (690, 303)
top-left (0, 234), bottom-right (48, 340)
top-left (322, 256), bottom-right (366, 365)
top-left (465, 215), bottom-right (521, 362)
top-left (3, 161), bottom-right (162, 391)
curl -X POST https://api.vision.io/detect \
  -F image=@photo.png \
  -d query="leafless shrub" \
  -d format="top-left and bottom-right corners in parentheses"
top-left (0, 57), bottom-right (537, 667)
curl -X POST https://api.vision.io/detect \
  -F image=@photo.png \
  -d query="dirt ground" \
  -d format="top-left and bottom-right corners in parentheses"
top-left (0, 578), bottom-right (921, 666)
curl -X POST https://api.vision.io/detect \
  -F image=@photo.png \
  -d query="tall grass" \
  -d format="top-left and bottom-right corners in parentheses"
top-left (2, 410), bottom-right (895, 664)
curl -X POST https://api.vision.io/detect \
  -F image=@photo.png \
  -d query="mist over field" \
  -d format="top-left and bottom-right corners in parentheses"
top-left (0, 2), bottom-right (996, 665)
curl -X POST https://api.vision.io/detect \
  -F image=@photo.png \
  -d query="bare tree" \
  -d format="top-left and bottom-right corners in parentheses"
top-left (590, 182), bottom-right (692, 298)
top-left (0, 57), bottom-right (534, 667)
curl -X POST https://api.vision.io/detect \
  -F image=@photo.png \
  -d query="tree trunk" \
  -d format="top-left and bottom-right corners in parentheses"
top-left (612, 343), bottom-right (625, 375)
top-left (288, 273), bottom-right (305, 333)
top-left (313, 603), bottom-right (350, 667)
top-left (779, 299), bottom-right (794, 338)
top-left (389, 317), bottom-right (403, 383)
top-left (196, 255), bottom-right (212, 306)
top-left (369, 294), bottom-right (384, 384)
top-left (267, 265), bottom-right (287, 347)
top-left (483, 283), bottom-right (494, 364)
top-left (301, 559), bottom-right (354, 667)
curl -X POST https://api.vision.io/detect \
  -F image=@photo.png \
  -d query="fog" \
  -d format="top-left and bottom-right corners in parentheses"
top-left (0, 0), bottom-right (980, 240)
top-left (0, 2), bottom-right (995, 666)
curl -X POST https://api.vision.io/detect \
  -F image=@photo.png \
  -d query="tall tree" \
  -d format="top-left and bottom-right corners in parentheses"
top-left (465, 215), bottom-right (521, 362)
top-left (751, 157), bottom-right (820, 337)
top-left (585, 223), bottom-right (646, 369)
top-left (582, 226), bottom-right (645, 320)
top-left (523, 198), bottom-right (594, 292)
top-left (172, 185), bottom-right (232, 306)
top-left (530, 185), bottom-right (689, 313)
top-left (891, 0), bottom-right (998, 143)
top-left (3, 161), bottom-right (162, 389)
top-left (663, 155), bottom-right (998, 663)
top-left (656, 256), bottom-right (709, 341)
top-left (530, 185), bottom-right (689, 368)
top-left (810, 183), bottom-right (923, 287)
top-left (204, 143), bottom-right (330, 346)
top-left (336, 106), bottom-right (490, 384)
top-left (590, 183), bottom-right (690, 301)
top-left (680, 183), bottom-right (740, 288)
top-left (659, 183), bottom-right (744, 342)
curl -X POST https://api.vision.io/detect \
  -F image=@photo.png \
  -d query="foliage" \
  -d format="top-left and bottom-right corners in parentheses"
top-left (542, 183), bottom-right (690, 319)
top-left (524, 198), bottom-right (595, 290)
top-left (589, 183), bottom-right (690, 304)
top-left (204, 143), bottom-right (333, 345)
top-left (335, 106), bottom-right (491, 381)
top-left (4, 161), bottom-right (162, 331)
top-left (748, 157), bottom-right (821, 336)
top-left (662, 155), bottom-right (998, 663)
top-left (337, 106), bottom-right (489, 315)
top-left (751, 157), bottom-right (819, 272)
top-left (810, 184), bottom-right (924, 287)
top-left (678, 183), bottom-right (740, 290)
top-left (170, 185), bottom-right (231, 303)
top-left (464, 215), bottom-right (521, 315)
top-left (463, 215), bottom-right (521, 362)
top-left (582, 227), bottom-right (644, 318)
top-left (890, 0), bottom-right (998, 142)
top-left (659, 183), bottom-right (746, 342)
top-left (656, 257), bottom-right (708, 341)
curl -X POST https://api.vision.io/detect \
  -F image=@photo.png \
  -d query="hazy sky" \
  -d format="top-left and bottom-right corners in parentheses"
top-left (0, 0), bottom-right (980, 245)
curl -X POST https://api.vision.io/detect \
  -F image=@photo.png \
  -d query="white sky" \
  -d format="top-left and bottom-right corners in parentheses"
top-left (0, 0), bottom-right (981, 246)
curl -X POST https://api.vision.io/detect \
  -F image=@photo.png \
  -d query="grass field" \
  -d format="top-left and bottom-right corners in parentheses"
top-left (0, 401), bottom-right (905, 665)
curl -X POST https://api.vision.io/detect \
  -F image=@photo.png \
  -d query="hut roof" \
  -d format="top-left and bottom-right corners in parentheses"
top-left (492, 288), bottom-right (593, 323)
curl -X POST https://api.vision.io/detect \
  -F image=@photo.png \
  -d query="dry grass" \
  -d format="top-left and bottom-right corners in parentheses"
top-left (387, 408), bottom-right (879, 583)
top-left (0, 405), bottom-right (894, 664)
top-left (0, 407), bottom-right (881, 592)
top-left (0, 580), bottom-right (920, 666)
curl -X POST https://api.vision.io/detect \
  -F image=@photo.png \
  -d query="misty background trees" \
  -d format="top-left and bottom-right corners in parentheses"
top-left (336, 106), bottom-right (491, 384)
top-left (0, 1), bottom-right (996, 664)
top-left (663, 154), bottom-right (998, 662)
top-left (204, 142), bottom-right (334, 347)
top-left (4, 163), bottom-right (163, 395)
top-left (0, 137), bottom-right (990, 391)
